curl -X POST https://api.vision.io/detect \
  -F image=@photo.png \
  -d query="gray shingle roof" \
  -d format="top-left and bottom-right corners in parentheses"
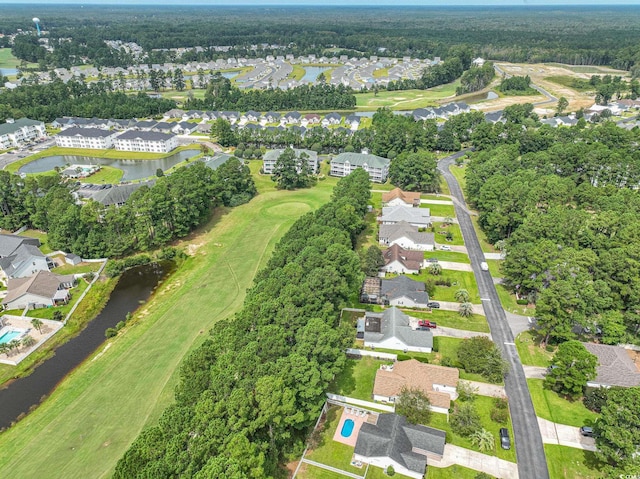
top-left (381, 276), bottom-right (430, 305)
top-left (3, 270), bottom-right (75, 305)
top-left (331, 152), bottom-right (390, 169)
top-left (379, 221), bottom-right (435, 247)
top-left (364, 306), bottom-right (433, 349)
top-left (0, 118), bottom-right (43, 136)
top-left (0, 234), bottom-right (40, 257)
top-left (380, 206), bottom-right (431, 226)
top-left (0, 244), bottom-right (47, 277)
top-left (84, 181), bottom-right (155, 206)
top-left (116, 130), bottom-right (175, 141)
top-left (354, 413), bottom-right (446, 474)
top-left (57, 127), bottom-right (114, 138)
top-left (582, 343), bottom-right (640, 387)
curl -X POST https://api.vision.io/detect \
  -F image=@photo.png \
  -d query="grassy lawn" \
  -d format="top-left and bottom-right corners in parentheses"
top-left (18, 229), bottom-right (52, 254)
top-left (290, 64), bottom-right (305, 81)
top-left (515, 331), bottom-right (554, 367)
top-left (439, 175), bottom-right (451, 196)
top-left (485, 259), bottom-right (503, 278)
top-left (409, 269), bottom-right (480, 303)
top-left (366, 466), bottom-right (414, 479)
top-left (427, 465), bottom-right (489, 479)
top-left (78, 166), bottom-right (123, 184)
top-left (24, 279), bottom-right (90, 320)
top-left (372, 68), bottom-right (389, 78)
top-left (6, 145), bottom-right (200, 173)
top-left (430, 395), bottom-right (517, 462)
top-left (469, 215), bottom-right (496, 254)
top-left (420, 202), bottom-right (456, 218)
top-left (544, 445), bottom-right (604, 479)
top-left (495, 284), bottom-right (536, 316)
top-left (527, 379), bottom-right (599, 427)
top-left (355, 82), bottom-right (459, 111)
top-left (306, 406), bottom-right (363, 475)
top-left (448, 164), bottom-right (467, 196)
top-left (296, 464), bottom-right (352, 479)
top-left (52, 261), bottom-right (103, 275)
top-left (330, 356), bottom-right (391, 401)
top-left (0, 170), bottom-right (335, 479)
top-left (433, 222), bottom-right (464, 246)
top-left (544, 75), bottom-right (593, 92)
top-left (424, 250), bottom-right (470, 263)
top-left (409, 309), bottom-right (489, 333)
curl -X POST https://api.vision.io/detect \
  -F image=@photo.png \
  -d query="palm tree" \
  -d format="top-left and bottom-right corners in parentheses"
top-left (428, 263), bottom-right (442, 276)
top-left (470, 428), bottom-right (495, 452)
top-left (31, 318), bottom-right (43, 333)
top-left (8, 339), bottom-right (21, 354)
top-left (454, 288), bottom-right (470, 303)
top-left (0, 343), bottom-right (9, 356)
top-left (459, 302), bottom-right (474, 317)
top-left (21, 335), bottom-right (36, 349)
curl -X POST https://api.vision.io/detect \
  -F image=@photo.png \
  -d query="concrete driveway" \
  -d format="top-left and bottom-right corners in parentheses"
top-left (505, 312), bottom-right (533, 337)
top-left (420, 199), bottom-right (454, 205)
top-left (537, 417), bottom-right (597, 451)
top-left (431, 444), bottom-right (519, 479)
top-left (432, 326), bottom-right (491, 340)
top-left (436, 261), bottom-right (473, 272)
top-left (432, 215), bottom-right (459, 224)
top-left (435, 244), bottom-right (469, 254)
top-left (461, 379), bottom-right (507, 398)
top-left (434, 300), bottom-right (485, 316)
top-left (523, 366), bottom-right (547, 379)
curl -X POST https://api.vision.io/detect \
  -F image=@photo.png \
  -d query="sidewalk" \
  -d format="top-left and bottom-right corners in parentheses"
top-left (537, 417), bottom-right (597, 451)
top-left (431, 444), bottom-right (519, 479)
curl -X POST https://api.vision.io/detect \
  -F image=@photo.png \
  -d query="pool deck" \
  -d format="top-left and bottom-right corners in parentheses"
top-left (333, 407), bottom-right (370, 447)
top-left (0, 315), bottom-right (63, 366)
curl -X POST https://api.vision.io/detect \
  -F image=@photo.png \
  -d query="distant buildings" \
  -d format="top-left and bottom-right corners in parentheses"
top-left (0, 118), bottom-right (46, 149)
top-left (55, 127), bottom-right (178, 153)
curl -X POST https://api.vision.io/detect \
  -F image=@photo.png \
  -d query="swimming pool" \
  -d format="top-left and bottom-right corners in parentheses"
top-left (0, 330), bottom-right (23, 345)
top-left (341, 419), bottom-right (355, 438)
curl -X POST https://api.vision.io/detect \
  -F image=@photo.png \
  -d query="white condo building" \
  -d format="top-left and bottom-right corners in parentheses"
top-left (114, 130), bottom-right (178, 153)
top-left (0, 118), bottom-right (46, 149)
top-left (55, 127), bottom-right (119, 149)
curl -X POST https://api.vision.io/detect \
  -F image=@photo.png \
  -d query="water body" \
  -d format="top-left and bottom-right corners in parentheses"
top-left (465, 90), bottom-right (499, 103)
top-left (220, 71), bottom-right (238, 79)
top-left (0, 68), bottom-right (18, 76)
top-left (19, 149), bottom-right (199, 181)
top-left (0, 262), bottom-right (172, 430)
top-left (302, 66), bottom-right (329, 82)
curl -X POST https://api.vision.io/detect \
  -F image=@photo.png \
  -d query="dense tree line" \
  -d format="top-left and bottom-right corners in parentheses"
top-left (498, 75), bottom-right (534, 95)
top-left (465, 122), bottom-right (640, 345)
top-left (0, 159), bottom-right (255, 258)
top-left (456, 62), bottom-right (495, 95)
top-left (0, 78), bottom-right (176, 122)
top-left (114, 169), bottom-right (371, 478)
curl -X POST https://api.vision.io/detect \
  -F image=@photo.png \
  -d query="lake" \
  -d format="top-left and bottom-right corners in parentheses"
top-left (0, 68), bottom-right (18, 76)
top-left (0, 262), bottom-right (173, 430)
top-left (19, 149), bottom-right (200, 181)
top-left (302, 66), bottom-right (330, 82)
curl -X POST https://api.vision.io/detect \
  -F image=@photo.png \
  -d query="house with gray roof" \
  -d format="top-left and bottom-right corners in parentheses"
top-left (171, 121), bottom-right (198, 135)
top-left (379, 221), bottom-right (435, 251)
top-left (353, 413), bottom-right (446, 478)
top-left (114, 130), bottom-right (178, 153)
top-left (0, 243), bottom-right (55, 280)
top-left (2, 270), bottom-right (76, 311)
top-left (380, 205), bottom-right (431, 228)
top-left (75, 181), bottom-right (155, 207)
top-left (381, 275), bottom-right (430, 308)
top-left (362, 307), bottom-right (432, 353)
top-left (0, 118), bottom-right (46, 149)
top-left (330, 152), bottom-right (390, 183)
top-left (262, 148), bottom-right (318, 175)
top-left (582, 343), bottom-right (640, 388)
top-left (202, 154), bottom-right (234, 171)
top-left (55, 127), bottom-right (119, 149)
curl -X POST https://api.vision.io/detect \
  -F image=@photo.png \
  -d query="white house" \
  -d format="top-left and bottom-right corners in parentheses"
top-left (330, 152), bottom-right (390, 183)
top-left (381, 244), bottom-right (423, 275)
top-left (0, 118), bottom-right (46, 149)
top-left (379, 221), bottom-right (435, 251)
top-left (0, 234), bottom-right (53, 280)
top-left (55, 127), bottom-right (119, 149)
top-left (114, 130), bottom-right (178, 153)
top-left (362, 307), bottom-right (433, 353)
top-left (2, 270), bottom-right (76, 310)
top-left (382, 188), bottom-right (421, 207)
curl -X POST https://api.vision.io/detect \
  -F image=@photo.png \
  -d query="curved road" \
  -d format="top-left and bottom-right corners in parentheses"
top-left (494, 64), bottom-right (557, 107)
top-left (438, 152), bottom-right (550, 479)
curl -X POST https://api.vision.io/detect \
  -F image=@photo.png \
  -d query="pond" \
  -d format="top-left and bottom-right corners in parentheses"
top-left (302, 66), bottom-right (330, 82)
top-left (0, 262), bottom-right (173, 430)
top-left (220, 71), bottom-right (239, 79)
top-left (0, 68), bottom-right (18, 76)
top-left (18, 149), bottom-right (200, 181)
top-left (465, 90), bottom-right (499, 103)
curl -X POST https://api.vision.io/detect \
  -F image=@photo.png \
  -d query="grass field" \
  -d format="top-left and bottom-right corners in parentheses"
top-left (330, 356), bottom-right (391, 401)
top-left (290, 64), bottom-right (306, 81)
top-left (0, 170), bottom-right (334, 478)
top-left (427, 465), bottom-right (484, 479)
top-left (485, 259), bottom-right (503, 277)
top-left (527, 379), bottom-right (599, 427)
top-left (424, 250), bottom-right (470, 263)
top-left (433, 222), bottom-right (464, 246)
top-left (408, 309), bottom-right (489, 333)
top-left (420, 202), bottom-right (456, 217)
top-left (448, 164), bottom-right (467, 196)
top-left (515, 331), bottom-right (554, 367)
top-left (545, 62), bottom-right (627, 74)
top-left (431, 270), bottom-right (480, 303)
top-left (355, 81), bottom-right (460, 111)
top-left (51, 261), bottom-right (103, 276)
top-left (0, 49), bottom-right (38, 70)
top-left (544, 75), bottom-right (593, 92)
top-left (544, 445), bottom-right (603, 479)
top-left (78, 166), bottom-right (123, 184)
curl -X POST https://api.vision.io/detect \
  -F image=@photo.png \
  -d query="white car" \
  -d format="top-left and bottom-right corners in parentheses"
top-left (440, 245), bottom-right (451, 251)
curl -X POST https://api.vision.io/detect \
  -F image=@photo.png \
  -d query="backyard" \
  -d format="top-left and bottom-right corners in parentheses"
top-left (330, 356), bottom-right (391, 402)
top-left (527, 379), bottom-right (599, 427)
top-left (18, 229), bottom-right (52, 254)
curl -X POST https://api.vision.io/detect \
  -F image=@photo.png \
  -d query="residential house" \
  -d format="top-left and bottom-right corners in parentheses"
top-left (373, 359), bottom-right (459, 413)
top-left (262, 148), bottom-right (319, 174)
top-left (163, 108), bottom-right (185, 120)
top-left (0, 235), bottom-right (53, 280)
top-left (244, 110), bottom-right (262, 122)
top-left (381, 244), bottom-right (423, 275)
top-left (323, 112), bottom-right (342, 127)
top-left (171, 121), bottom-right (198, 135)
top-left (304, 113), bottom-right (321, 125)
top-left (55, 127), bottom-right (119, 149)
top-left (380, 275), bottom-right (430, 308)
top-left (220, 111), bottom-right (240, 124)
top-left (361, 307), bottom-right (433, 353)
top-left (151, 122), bottom-right (175, 134)
top-left (75, 181), bottom-right (155, 207)
top-left (2, 270), bottom-right (76, 311)
top-left (283, 111), bottom-right (302, 124)
top-left (264, 111), bottom-right (281, 123)
top-left (114, 130), bottom-right (178, 153)
top-left (330, 152), bottom-right (390, 183)
top-left (379, 221), bottom-right (435, 251)
top-left (202, 153), bottom-right (234, 171)
top-left (0, 118), bottom-right (46, 149)
top-left (133, 120), bottom-right (158, 131)
top-left (353, 413), bottom-right (446, 479)
top-left (345, 115), bottom-right (361, 130)
top-left (380, 206), bottom-right (431, 228)
top-left (382, 188), bottom-right (421, 207)
top-left (582, 343), bottom-right (640, 388)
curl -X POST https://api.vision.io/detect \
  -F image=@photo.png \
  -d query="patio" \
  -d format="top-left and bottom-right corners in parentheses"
top-left (0, 314), bottom-right (63, 365)
top-left (333, 406), bottom-right (374, 447)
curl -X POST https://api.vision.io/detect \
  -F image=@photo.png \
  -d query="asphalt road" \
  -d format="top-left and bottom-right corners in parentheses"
top-left (438, 151), bottom-right (550, 479)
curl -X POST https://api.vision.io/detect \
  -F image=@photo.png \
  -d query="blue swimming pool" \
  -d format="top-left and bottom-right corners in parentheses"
top-left (0, 330), bottom-right (22, 345)
top-left (341, 419), bottom-right (355, 438)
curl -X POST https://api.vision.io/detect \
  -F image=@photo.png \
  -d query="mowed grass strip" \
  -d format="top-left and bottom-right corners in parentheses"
top-left (527, 379), bottom-right (598, 427)
top-left (0, 180), bottom-right (333, 479)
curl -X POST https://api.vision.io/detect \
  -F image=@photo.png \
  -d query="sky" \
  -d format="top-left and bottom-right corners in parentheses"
top-left (1, 0), bottom-right (640, 5)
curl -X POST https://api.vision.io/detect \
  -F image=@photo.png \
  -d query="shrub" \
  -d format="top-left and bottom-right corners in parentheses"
top-left (516, 299), bottom-right (529, 305)
top-left (490, 407), bottom-right (509, 424)
top-left (105, 328), bottom-right (118, 338)
top-left (385, 465), bottom-right (395, 476)
top-left (116, 321), bottom-right (126, 331)
top-left (494, 397), bottom-right (508, 409)
top-left (83, 271), bottom-right (95, 282)
top-left (52, 310), bottom-right (64, 321)
top-left (457, 381), bottom-right (478, 402)
top-left (450, 402), bottom-right (481, 437)
top-left (440, 356), bottom-right (456, 368)
top-left (583, 387), bottom-right (611, 413)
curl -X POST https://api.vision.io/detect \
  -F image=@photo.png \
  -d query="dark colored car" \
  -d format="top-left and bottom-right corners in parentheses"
top-left (428, 302), bottom-right (440, 309)
top-left (580, 426), bottom-right (594, 437)
top-left (500, 428), bottom-right (511, 450)
top-left (426, 258), bottom-right (439, 263)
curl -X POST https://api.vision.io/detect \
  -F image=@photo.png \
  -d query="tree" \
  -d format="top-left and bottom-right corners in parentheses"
top-left (31, 318), bottom-right (43, 333)
top-left (459, 302), bottom-right (474, 317)
top-left (595, 387), bottom-right (640, 475)
top-left (210, 118), bottom-right (237, 147)
top-left (544, 340), bottom-right (598, 399)
top-left (454, 288), bottom-right (470, 302)
top-left (362, 245), bottom-right (384, 276)
top-left (388, 152), bottom-right (440, 192)
top-left (556, 96), bottom-right (569, 115)
top-left (156, 168), bottom-right (164, 177)
top-left (395, 387), bottom-right (432, 425)
top-left (450, 402), bottom-right (482, 437)
top-left (428, 263), bottom-right (442, 276)
top-left (8, 339), bottom-right (21, 353)
top-left (272, 148), bottom-right (314, 190)
top-left (470, 428), bottom-right (495, 452)
top-left (21, 335), bottom-right (36, 349)
top-left (457, 336), bottom-right (508, 383)
top-left (173, 68), bottom-right (186, 91)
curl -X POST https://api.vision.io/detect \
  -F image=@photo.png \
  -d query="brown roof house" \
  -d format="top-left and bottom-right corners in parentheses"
top-left (3, 270), bottom-right (76, 311)
top-left (382, 188), bottom-right (421, 208)
top-left (381, 244), bottom-right (424, 275)
top-left (582, 343), bottom-right (640, 388)
top-left (353, 413), bottom-right (446, 479)
top-left (373, 359), bottom-right (459, 414)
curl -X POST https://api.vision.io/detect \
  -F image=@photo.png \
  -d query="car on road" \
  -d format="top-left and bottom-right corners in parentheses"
top-left (417, 319), bottom-right (437, 329)
top-left (500, 428), bottom-right (511, 450)
top-left (480, 262), bottom-right (489, 271)
top-left (580, 426), bottom-right (593, 437)
top-left (440, 245), bottom-right (451, 251)
top-left (428, 302), bottom-right (440, 309)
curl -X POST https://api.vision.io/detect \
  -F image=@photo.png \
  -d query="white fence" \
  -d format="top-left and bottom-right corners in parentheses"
top-left (326, 393), bottom-right (395, 412)
top-left (346, 348), bottom-right (397, 361)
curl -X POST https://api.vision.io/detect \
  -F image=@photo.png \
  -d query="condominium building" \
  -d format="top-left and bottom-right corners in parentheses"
top-left (0, 118), bottom-right (46, 149)
top-left (114, 130), bottom-right (178, 153)
top-left (55, 127), bottom-right (119, 149)
top-left (330, 151), bottom-right (390, 183)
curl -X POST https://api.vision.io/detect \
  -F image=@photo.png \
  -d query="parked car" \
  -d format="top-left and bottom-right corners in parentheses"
top-left (418, 320), bottom-right (437, 329)
top-left (580, 426), bottom-right (593, 437)
top-left (440, 245), bottom-right (452, 251)
top-left (500, 428), bottom-right (511, 450)
top-left (428, 302), bottom-right (440, 309)
top-left (426, 258), bottom-right (439, 263)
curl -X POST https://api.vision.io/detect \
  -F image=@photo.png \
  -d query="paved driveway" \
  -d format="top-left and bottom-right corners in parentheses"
top-left (431, 444), bottom-right (519, 479)
top-left (523, 366), bottom-right (547, 379)
top-left (432, 326), bottom-right (490, 340)
top-left (461, 380), bottom-right (506, 398)
top-left (436, 261), bottom-right (473, 272)
top-left (434, 300), bottom-right (485, 316)
top-left (537, 417), bottom-right (597, 451)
